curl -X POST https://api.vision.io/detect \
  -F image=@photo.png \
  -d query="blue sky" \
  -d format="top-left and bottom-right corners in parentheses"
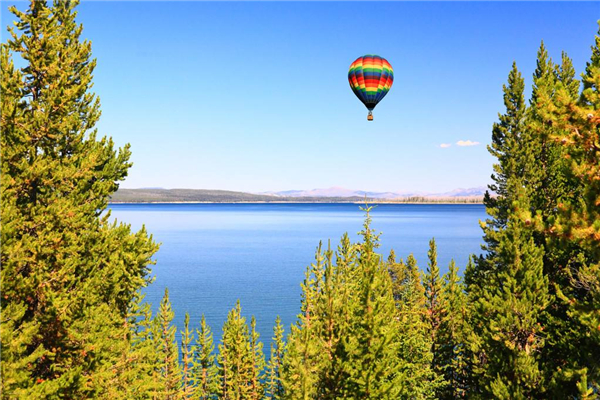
top-left (2, 1), bottom-right (599, 193)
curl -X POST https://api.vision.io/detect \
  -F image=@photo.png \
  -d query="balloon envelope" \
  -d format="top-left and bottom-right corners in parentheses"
top-left (348, 55), bottom-right (394, 111)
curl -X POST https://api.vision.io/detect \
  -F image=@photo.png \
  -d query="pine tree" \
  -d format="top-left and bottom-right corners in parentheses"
top-left (388, 250), bottom-right (422, 306)
top-left (110, 294), bottom-right (164, 399)
top-left (479, 62), bottom-right (527, 286)
top-left (406, 253), bottom-right (426, 306)
top-left (248, 316), bottom-right (266, 399)
top-left (283, 208), bottom-right (438, 399)
top-left (218, 301), bottom-right (264, 400)
top-left (538, 24), bottom-right (600, 395)
top-left (524, 42), bottom-right (576, 219)
top-left (181, 313), bottom-right (195, 399)
top-left (155, 289), bottom-right (182, 399)
top-left (484, 62), bottom-right (527, 229)
top-left (193, 315), bottom-right (219, 399)
top-left (389, 253), bottom-right (442, 399)
top-left (266, 316), bottom-right (285, 399)
top-left (524, 45), bottom-right (590, 396)
top-left (281, 250), bottom-right (326, 399)
top-left (462, 255), bottom-right (487, 396)
top-left (474, 186), bottom-right (550, 398)
top-left (437, 260), bottom-right (469, 399)
top-left (469, 59), bottom-right (550, 397)
top-left (343, 208), bottom-right (402, 398)
top-left (0, 1), bottom-right (158, 397)
top-left (315, 239), bottom-right (356, 398)
top-left (475, 29), bottom-right (600, 397)
top-left (424, 238), bottom-right (444, 378)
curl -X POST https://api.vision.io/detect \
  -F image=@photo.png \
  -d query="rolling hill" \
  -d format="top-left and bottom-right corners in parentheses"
top-left (110, 188), bottom-right (486, 203)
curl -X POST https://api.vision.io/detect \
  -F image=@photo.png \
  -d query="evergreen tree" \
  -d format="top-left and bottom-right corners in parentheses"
top-left (181, 313), bottom-right (195, 399)
top-left (387, 250), bottom-right (422, 307)
top-left (538, 24), bottom-right (600, 395)
top-left (479, 63), bottom-right (527, 278)
top-left (474, 186), bottom-right (550, 398)
top-left (424, 238), bottom-right (444, 377)
top-left (218, 301), bottom-right (264, 400)
top-left (470, 59), bottom-right (552, 398)
top-left (193, 315), bottom-right (219, 399)
top-left (406, 254), bottom-right (426, 306)
top-left (344, 208), bottom-right (402, 398)
top-left (390, 253), bottom-right (442, 399)
top-left (437, 260), bottom-right (469, 399)
top-left (155, 289), bottom-right (182, 399)
top-left (525, 44), bottom-right (588, 396)
top-left (315, 239), bottom-right (356, 398)
top-left (477, 63), bottom-right (524, 279)
top-left (524, 42), bottom-right (575, 218)
top-left (0, 1), bottom-right (158, 397)
top-left (462, 255), bottom-right (486, 396)
top-left (284, 209), bottom-right (439, 399)
top-left (474, 29), bottom-right (600, 398)
top-left (112, 294), bottom-right (164, 399)
top-left (281, 248), bottom-right (327, 399)
top-left (266, 316), bottom-right (285, 399)
top-left (248, 316), bottom-right (266, 399)
top-left (387, 249), bottom-right (403, 301)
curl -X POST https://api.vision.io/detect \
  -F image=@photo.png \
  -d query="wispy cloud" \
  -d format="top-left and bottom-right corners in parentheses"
top-left (456, 140), bottom-right (480, 147)
top-left (439, 143), bottom-right (452, 148)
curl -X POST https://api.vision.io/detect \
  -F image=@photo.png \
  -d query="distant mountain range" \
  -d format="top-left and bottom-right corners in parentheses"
top-left (110, 187), bottom-right (487, 203)
top-left (261, 186), bottom-right (487, 199)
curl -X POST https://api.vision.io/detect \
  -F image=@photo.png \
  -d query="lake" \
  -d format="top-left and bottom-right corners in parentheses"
top-left (109, 203), bottom-right (488, 350)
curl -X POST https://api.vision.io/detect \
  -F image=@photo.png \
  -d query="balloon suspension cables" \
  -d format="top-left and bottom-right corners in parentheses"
top-left (367, 110), bottom-right (373, 121)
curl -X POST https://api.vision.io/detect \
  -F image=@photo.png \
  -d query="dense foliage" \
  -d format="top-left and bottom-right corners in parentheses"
top-left (0, 1), bottom-right (158, 397)
top-left (1, 1), bottom-right (599, 398)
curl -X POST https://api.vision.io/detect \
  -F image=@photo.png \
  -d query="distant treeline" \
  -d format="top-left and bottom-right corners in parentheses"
top-left (110, 188), bottom-right (484, 204)
top-left (387, 196), bottom-right (483, 204)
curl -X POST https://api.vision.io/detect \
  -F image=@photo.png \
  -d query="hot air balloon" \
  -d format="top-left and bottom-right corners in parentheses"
top-left (348, 55), bottom-right (394, 121)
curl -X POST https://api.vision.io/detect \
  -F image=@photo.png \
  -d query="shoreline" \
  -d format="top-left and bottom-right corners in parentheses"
top-left (108, 201), bottom-right (484, 205)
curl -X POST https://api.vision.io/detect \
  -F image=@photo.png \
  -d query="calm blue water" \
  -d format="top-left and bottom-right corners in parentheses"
top-left (109, 203), bottom-right (487, 350)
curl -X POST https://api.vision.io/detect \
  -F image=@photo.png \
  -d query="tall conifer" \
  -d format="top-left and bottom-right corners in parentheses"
top-left (475, 30), bottom-right (600, 397)
top-left (155, 289), bottom-right (182, 399)
top-left (248, 316), bottom-right (266, 399)
top-left (0, 1), bottom-right (158, 396)
top-left (424, 238), bottom-right (444, 378)
top-left (390, 253), bottom-right (442, 399)
top-left (284, 209), bottom-right (440, 398)
top-left (266, 316), bottom-right (285, 399)
top-left (115, 295), bottom-right (164, 398)
top-left (344, 208), bottom-right (402, 398)
top-left (193, 315), bottom-right (219, 399)
top-left (437, 260), bottom-right (469, 399)
top-left (281, 249), bottom-right (325, 399)
top-left (480, 63), bottom-right (527, 267)
top-left (181, 313), bottom-right (195, 399)
top-left (218, 301), bottom-right (264, 399)
top-left (387, 250), bottom-right (422, 306)
top-left (538, 25), bottom-right (600, 395)
top-left (462, 255), bottom-right (490, 396)
top-left (525, 44), bottom-right (586, 396)
top-left (471, 60), bottom-right (551, 398)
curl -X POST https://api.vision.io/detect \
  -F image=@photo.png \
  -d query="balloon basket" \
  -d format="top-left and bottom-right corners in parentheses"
top-left (367, 111), bottom-right (373, 121)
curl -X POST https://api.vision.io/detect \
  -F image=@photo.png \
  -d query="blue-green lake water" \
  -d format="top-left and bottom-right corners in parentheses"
top-left (109, 203), bottom-right (487, 350)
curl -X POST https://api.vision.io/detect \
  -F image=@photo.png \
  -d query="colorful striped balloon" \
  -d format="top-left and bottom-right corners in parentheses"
top-left (348, 55), bottom-right (394, 121)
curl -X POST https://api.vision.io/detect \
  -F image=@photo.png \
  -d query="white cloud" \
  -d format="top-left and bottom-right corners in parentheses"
top-left (439, 143), bottom-right (452, 148)
top-left (456, 140), bottom-right (480, 147)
